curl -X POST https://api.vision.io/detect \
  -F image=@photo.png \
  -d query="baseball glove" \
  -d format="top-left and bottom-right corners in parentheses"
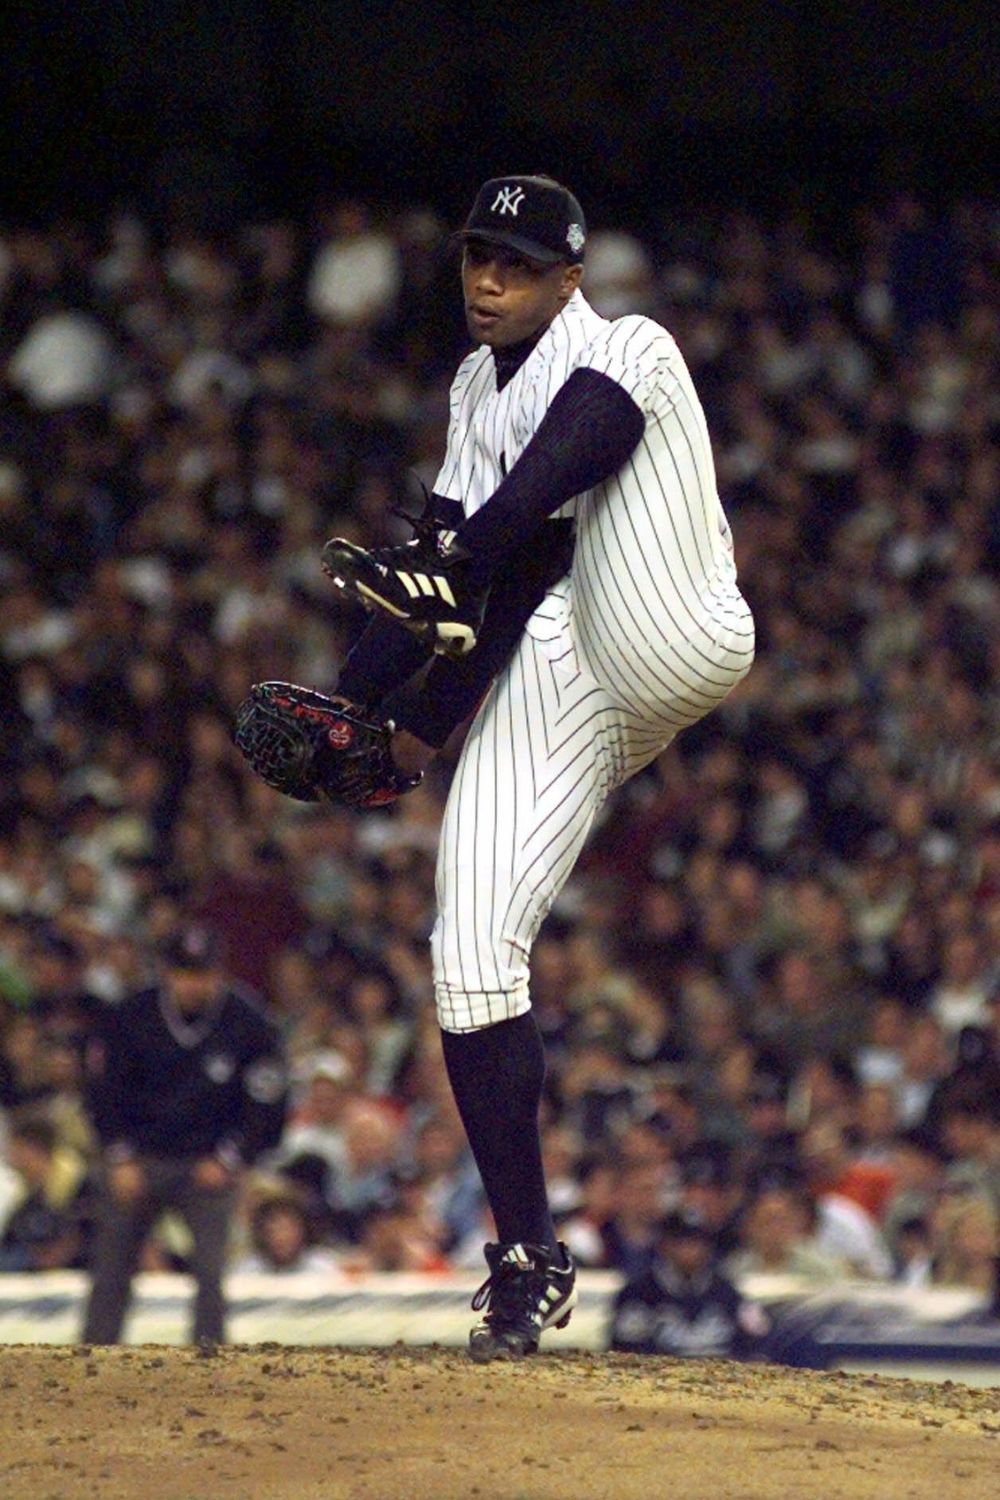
top-left (232, 681), bottom-right (421, 809)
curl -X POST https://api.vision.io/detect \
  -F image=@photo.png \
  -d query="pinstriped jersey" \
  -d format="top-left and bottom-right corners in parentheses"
top-left (569, 306), bottom-right (754, 723)
top-left (435, 289), bottom-right (754, 721)
top-left (435, 290), bottom-right (611, 519)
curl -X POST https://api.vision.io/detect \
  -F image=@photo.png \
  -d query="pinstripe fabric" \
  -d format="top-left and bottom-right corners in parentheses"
top-left (570, 315), bottom-right (754, 722)
top-left (432, 624), bottom-right (665, 1032)
top-left (435, 293), bottom-right (607, 521)
top-left (431, 293), bottom-right (755, 1031)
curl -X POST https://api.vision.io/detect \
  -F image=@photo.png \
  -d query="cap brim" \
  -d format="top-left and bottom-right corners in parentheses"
top-left (455, 228), bottom-right (564, 266)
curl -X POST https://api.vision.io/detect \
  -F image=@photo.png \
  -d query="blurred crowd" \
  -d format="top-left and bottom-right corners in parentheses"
top-left (0, 194), bottom-right (999, 1308)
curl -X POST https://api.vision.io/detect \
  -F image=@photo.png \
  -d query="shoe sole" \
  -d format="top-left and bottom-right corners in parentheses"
top-left (468, 1337), bottom-right (519, 1364)
top-left (467, 1288), bottom-right (577, 1363)
top-left (468, 1334), bottom-right (537, 1364)
top-left (322, 558), bottom-right (477, 660)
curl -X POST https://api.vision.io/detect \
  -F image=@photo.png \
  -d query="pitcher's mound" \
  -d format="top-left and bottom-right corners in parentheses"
top-left (2, 1345), bottom-right (998, 1499)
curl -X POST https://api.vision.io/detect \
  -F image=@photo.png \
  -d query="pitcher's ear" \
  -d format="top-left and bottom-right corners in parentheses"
top-left (559, 263), bottom-right (584, 301)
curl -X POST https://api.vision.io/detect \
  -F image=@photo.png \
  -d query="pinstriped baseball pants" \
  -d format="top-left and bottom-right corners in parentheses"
top-left (432, 562), bottom-right (754, 1032)
top-left (431, 610), bottom-right (673, 1033)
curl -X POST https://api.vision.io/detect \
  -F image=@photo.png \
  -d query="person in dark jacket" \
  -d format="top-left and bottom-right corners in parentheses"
top-left (0, 1116), bottom-right (90, 1271)
top-left (81, 924), bottom-right (288, 1344)
top-left (609, 1207), bottom-right (770, 1359)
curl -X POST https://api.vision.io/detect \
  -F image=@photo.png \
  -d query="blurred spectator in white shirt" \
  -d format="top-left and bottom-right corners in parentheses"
top-left (9, 309), bottom-right (113, 409)
top-left (276, 1051), bottom-right (357, 1182)
top-left (896, 1016), bottom-right (950, 1126)
top-left (854, 997), bottom-right (907, 1087)
top-left (814, 1192), bottom-right (893, 1280)
top-left (930, 931), bottom-right (992, 1037)
top-left (800, 1123), bottom-right (893, 1279)
top-left (308, 202), bottom-right (401, 326)
top-left (726, 1185), bottom-right (847, 1283)
top-left (580, 228), bottom-right (654, 318)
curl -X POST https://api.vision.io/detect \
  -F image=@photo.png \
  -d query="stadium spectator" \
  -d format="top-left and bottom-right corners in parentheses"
top-left (676, 1144), bottom-right (743, 1257)
top-left (323, 1099), bottom-right (402, 1243)
top-left (882, 1128), bottom-right (948, 1259)
top-left (725, 1185), bottom-right (847, 1283)
top-left (307, 202), bottom-right (401, 327)
top-left (800, 1121), bottom-right (896, 1223)
top-left (930, 932), bottom-right (993, 1037)
top-left (234, 1192), bottom-right (346, 1276)
top-left (893, 1215), bottom-right (935, 1287)
top-left (930, 1193), bottom-right (1000, 1295)
top-left (0, 1115), bottom-right (90, 1271)
top-left (360, 1173), bottom-right (453, 1272)
top-left (854, 1083), bottom-right (902, 1167)
top-left (609, 1208), bottom-right (771, 1358)
top-left (935, 1084), bottom-right (1000, 1206)
top-left (407, 1112), bottom-right (483, 1252)
top-left (341, 967), bottom-right (414, 1097)
top-left (895, 1017), bottom-right (951, 1126)
top-left (557, 1157), bottom-right (619, 1267)
top-left (599, 1158), bottom-right (672, 1279)
top-left (276, 1050), bottom-right (358, 1186)
top-left (799, 1123), bottom-right (894, 1278)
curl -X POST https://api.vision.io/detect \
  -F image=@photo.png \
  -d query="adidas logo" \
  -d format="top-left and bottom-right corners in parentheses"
top-left (500, 1245), bottom-right (534, 1270)
top-left (395, 570), bottom-right (457, 606)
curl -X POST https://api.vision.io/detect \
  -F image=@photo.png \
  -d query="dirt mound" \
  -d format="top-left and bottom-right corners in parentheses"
top-left (2, 1345), bottom-right (998, 1499)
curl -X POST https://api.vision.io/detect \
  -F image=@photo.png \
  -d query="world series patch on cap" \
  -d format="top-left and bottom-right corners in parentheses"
top-left (460, 175), bottom-right (587, 265)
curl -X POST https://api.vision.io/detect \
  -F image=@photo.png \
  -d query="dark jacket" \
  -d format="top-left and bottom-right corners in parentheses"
top-left (85, 985), bottom-right (287, 1165)
top-left (609, 1259), bottom-right (770, 1359)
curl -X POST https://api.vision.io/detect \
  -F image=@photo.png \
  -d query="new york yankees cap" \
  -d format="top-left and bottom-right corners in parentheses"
top-left (459, 175), bottom-right (587, 265)
top-left (658, 1207), bottom-right (717, 1244)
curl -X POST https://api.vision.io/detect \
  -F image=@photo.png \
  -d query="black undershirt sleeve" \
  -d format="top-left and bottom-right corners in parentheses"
top-left (456, 366), bottom-right (646, 584)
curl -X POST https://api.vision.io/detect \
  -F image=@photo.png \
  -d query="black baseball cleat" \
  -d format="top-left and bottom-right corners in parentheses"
top-left (321, 523), bottom-right (489, 660)
top-left (467, 1241), bottom-right (577, 1363)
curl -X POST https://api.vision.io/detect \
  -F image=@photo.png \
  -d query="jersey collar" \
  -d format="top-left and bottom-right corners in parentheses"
top-left (157, 985), bottom-right (224, 1048)
top-left (489, 290), bottom-right (590, 392)
top-left (491, 324), bottom-right (547, 392)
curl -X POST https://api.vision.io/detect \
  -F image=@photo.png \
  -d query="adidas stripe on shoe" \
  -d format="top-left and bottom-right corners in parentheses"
top-left (320, 535), bottom-right (488, 660)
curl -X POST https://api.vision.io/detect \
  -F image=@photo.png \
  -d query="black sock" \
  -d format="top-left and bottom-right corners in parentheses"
top-left (441, 1011), bottom-right (558, 1255)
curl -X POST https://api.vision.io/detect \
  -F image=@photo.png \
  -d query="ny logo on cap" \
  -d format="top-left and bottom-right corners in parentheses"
top-left (491, 185), bottom-right (525, 217)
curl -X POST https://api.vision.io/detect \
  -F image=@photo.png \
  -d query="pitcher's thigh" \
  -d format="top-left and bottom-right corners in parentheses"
top-left (432, 635), bottom-right (652, 1031)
